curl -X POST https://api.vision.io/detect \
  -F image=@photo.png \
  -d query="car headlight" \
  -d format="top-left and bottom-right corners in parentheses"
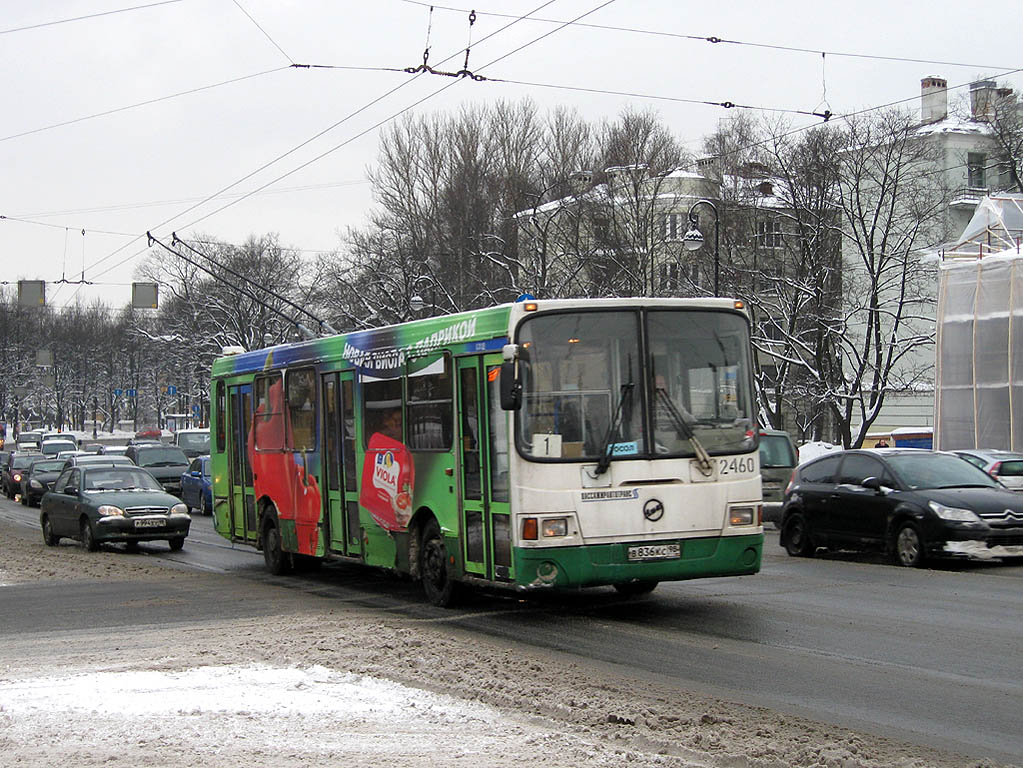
top-left (928, 501), bottom-right (982, 522)
top-left (170, 503), bottom-right (189, 516)
top-left (97, 505), bottom-right (125, 517)
top-left (29, 479), bottom-right (43, 489)
top-left (12, 473), bottom-right (22, 483)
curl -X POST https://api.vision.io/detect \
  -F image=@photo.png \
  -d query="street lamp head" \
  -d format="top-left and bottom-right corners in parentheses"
top-left (682, 226), bottom-right (705, 251)
top-left (410, 294), bottom-right (425, 312)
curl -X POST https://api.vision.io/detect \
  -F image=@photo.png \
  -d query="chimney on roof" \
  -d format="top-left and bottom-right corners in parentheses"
top-left (921, 76), bottom-right (947, 123)
top-left (970, 79), bottom-right (998, 122)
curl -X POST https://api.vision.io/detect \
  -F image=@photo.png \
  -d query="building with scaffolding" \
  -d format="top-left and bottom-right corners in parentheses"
top-left (934, 194), bottom-right (1023, 450)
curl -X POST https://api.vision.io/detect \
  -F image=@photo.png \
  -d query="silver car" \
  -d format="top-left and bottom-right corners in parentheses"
top-left (952, 449), bottom-right (1023, 491)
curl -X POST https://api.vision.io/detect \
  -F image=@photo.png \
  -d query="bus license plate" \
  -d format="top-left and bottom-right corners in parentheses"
top-left (627, 543), bottom-right (680, 561)
top-left (134, 519), bottom-right (164, 528)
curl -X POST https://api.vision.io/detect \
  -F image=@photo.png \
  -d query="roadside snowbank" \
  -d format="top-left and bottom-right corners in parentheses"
top-left (0, 517), bottom-right (1014, 768)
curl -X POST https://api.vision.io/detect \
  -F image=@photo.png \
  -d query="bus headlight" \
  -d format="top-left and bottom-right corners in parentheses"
top-left (729, 506), bottom-right (756, 526)
top-left (542, 517), bottom-right (568, 537)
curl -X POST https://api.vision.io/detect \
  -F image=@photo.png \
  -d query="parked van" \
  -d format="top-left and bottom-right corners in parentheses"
top-left (759, 428), bottom-right (798, 527)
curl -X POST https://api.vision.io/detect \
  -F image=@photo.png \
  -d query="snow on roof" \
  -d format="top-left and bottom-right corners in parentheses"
top-left (915, 116), bottom-right (991, 136)
top-left (663, 168), bottom-right (706, 179)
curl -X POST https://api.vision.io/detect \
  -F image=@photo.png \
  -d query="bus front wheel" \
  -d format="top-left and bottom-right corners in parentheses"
top-left (262, 512), bottom-right (293, 576)
top-left (419, 519), bottom-right (459, 607)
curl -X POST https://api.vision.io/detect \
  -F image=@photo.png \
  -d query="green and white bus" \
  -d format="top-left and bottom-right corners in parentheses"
top-left (209, 297), bottom-right (763, 605)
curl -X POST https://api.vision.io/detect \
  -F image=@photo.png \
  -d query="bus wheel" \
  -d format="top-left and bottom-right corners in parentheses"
top-left (262, 512), bottom-right (293, 575)
top-left (420, 519), bottom-right (458, 607)
top-left (613, 579), bottom-right (658, 596)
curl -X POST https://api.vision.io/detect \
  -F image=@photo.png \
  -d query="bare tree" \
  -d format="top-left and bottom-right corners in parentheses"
top-left (984, 84), bottom-right (1023, 192)
top-left (829, 108), bottom-right (949, 447)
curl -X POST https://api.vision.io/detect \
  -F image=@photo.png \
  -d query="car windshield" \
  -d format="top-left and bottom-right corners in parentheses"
top-left (83, 468), bottom-right (163, 491)
top-left (135, 448), bottom-right (188, 467)
top-left (31, 460), bottom-right (66, 473)
top-left (759, 434), bottom-right (796, 467)
top-left (178, 432), bottom-right (209, 449)
top-left (886, 453), bottom-right (1001, 490)
top-left (12, 456), bottom-right (39, 469)
top-left (41, 442), bottom-right (76, 456)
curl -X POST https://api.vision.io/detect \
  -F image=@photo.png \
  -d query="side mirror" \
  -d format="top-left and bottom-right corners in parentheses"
top-left (63, 484), bottom-right (77, 495)
top-left (861, 476), bottom-right (882, 493)
top-left (500, 359), bottom-right (521, 411)
top-left (191, 470), bottom-right (201, 478)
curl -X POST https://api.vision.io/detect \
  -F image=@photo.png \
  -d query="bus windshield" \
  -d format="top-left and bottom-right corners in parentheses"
top-left (516, 308), bottom-right (754, 461)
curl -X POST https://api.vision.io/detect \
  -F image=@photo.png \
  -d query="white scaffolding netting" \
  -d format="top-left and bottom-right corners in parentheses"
top-left (948, 193), bottom-right (1023, 256)
top-left (935, 249), bottom-right (1023, 450)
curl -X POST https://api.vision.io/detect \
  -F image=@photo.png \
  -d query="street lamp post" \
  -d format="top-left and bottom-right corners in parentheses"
top-left (682, 199), bottom-right (720, 297)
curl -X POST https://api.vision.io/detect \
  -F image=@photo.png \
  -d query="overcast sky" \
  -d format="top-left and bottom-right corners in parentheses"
top-left (3, 0), bottom-right (1021, 311)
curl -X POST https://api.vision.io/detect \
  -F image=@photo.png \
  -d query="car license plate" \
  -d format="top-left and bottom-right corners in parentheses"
top-left (134, 518), bottom-right (164, 528)
top-left (627, 543), bottom-right (681, 561)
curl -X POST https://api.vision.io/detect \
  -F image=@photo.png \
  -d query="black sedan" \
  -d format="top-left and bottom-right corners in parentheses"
top-left (40, 465), bottom-right (191, 552)
top-left (779, 449), bottom-right (1023, 566)
top-left (19, 457), bottom-right (67, 507)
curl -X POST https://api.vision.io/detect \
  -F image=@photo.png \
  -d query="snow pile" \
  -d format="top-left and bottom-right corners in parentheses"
top-left (0, 663), bottom-right (624, 767)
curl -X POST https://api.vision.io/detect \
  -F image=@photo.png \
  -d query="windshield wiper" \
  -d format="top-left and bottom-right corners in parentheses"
top-left (593, 375), bottom-right (635, 477)
top-left (655, 387), bottom-right (714, 476)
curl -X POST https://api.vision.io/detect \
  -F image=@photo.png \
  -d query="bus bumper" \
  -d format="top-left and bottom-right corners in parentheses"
top-left (513, 533), bottom-right (763, 589)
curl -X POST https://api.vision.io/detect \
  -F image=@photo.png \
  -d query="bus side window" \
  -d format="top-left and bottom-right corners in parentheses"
top-left (287, 368), bottom-right (317, 450)
top-left (407, 354), bottom-right (452, 451)
top-left (254, 373), bottom-right (285, 451)
top-left (363, 377), bottom-right (403, 448)
top-left (215, 380), bottom-right (226, 453)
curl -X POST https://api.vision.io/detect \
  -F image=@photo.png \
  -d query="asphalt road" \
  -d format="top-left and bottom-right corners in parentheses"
top-left (2, 497), bottom-right (1021, 764)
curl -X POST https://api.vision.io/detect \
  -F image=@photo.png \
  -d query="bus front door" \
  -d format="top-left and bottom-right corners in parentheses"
top-left (321, 371), bottom-right (361, 557)
top-left (457, 355), bottom-right (514, 582)
top-left (227, 383), bottom-right (256, 543)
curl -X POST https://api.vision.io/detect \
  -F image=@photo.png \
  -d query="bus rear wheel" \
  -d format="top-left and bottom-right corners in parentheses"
top-left (262, 512), bottom-right (293, 575)
top-left (420, 519), bottom-right (458, 607)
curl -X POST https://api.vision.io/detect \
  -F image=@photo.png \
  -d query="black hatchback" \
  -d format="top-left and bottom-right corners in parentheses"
top-left (779, 449), bottom-right (1023, 566)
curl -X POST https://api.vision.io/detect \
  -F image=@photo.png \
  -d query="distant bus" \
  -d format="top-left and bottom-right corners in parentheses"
top-left (209, 297), bottom-right (763, 605)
